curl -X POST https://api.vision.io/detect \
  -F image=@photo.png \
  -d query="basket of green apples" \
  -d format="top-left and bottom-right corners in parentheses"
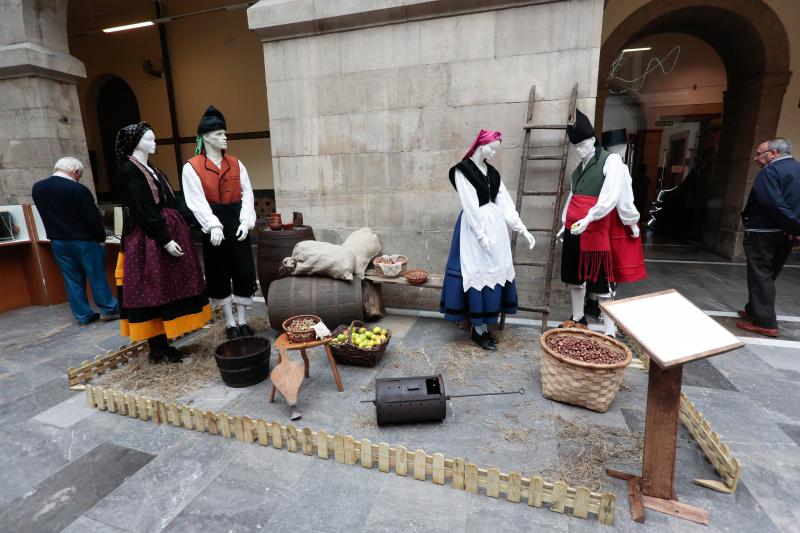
top-left (329, 320), bottom-right (391, 367)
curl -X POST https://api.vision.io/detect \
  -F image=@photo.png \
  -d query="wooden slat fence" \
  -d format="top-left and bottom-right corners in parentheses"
top-left (84, 384), bottom-right (616, 525)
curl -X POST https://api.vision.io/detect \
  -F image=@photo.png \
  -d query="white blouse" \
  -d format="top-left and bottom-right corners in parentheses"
top-left (181, 159), bottom-right (257, 233)
top-left (561, 153), bottom-right (640, 226)
top-left (455, 168), bottom-right (527, 292)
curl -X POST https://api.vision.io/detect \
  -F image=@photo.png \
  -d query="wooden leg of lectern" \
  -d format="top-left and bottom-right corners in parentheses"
top-left (606, 469), bottom-right (645, 523)
top-left (642, 363), bottom-right (683, 500)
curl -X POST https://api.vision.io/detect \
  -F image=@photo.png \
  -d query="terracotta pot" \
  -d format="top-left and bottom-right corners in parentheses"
top-left (292, 212), bottom-right (304, 227)
top-left (269, 213), bottom-right (282, 231)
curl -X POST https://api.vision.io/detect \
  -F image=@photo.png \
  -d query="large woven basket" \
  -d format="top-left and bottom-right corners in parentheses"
top-left (539, 328), bottom-right (632, 413)
top-left (330, 320), bottom-right (391, 367)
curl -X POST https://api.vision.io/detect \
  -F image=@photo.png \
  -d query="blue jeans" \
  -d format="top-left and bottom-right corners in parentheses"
top-left (51, 240), bottom-right (119, 323)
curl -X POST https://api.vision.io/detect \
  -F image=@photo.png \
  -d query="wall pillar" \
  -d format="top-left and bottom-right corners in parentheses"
top-left (0, 0), bottom-right (91, 204)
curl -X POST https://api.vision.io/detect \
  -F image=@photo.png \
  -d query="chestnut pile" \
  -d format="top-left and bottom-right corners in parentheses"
top-left (545, 334), bottom-right (626, 365)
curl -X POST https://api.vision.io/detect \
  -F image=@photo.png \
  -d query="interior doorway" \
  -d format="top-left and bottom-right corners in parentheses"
top-left (95, 75), bottom-right (140, 200)
top-left (598, 0), bottom-right (790, 259)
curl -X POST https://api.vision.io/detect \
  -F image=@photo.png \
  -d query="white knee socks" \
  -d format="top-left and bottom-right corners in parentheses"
top-left (598, 296), bottom-right (616, 337)
top-left (236, 303), bottom-right (247, 325)
top-left (570, 285), bottom-right (586, 321)
top-left (222, 302), bottom-right (236, 327)
top-left (474, 324), bottom-right (488, 334)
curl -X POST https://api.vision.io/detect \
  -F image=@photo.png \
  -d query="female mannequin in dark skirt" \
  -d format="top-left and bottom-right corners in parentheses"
top-left (439, 130), bottom-right (536, 350)
top-left (113, 123), bottom-right (211, 363)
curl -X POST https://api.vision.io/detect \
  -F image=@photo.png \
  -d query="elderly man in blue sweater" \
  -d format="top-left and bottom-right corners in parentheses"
top-left (736, 138), bottom-right (800, 337)
top-left (32, 157), bottom-right (119, 325)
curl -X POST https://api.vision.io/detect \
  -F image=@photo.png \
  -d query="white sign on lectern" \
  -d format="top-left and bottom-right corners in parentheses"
top-left (600, 289), bottom-right (743, 368)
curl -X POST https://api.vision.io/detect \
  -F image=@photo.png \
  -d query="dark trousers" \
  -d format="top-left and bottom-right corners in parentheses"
top-left (51, 240), bottom-right (118, 323)
top-left (743, 231), bottom-right (794, 329)
top-left (202, 202), bottom-right (257, 301)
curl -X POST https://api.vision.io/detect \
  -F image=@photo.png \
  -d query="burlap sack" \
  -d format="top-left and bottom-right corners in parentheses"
top-left (282, 241), bottom-right (356, 281)
top-left (341, 227), bottom-right (381, 279)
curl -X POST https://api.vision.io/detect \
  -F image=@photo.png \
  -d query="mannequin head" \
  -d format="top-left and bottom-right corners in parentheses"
top-left (203, 129), bottom-right (227, 152)
top-left (574, 138), bottom-right (595, 160)
top-left (607, 144), bottom-right (627, 158)
top-left (115, 122), bottom-right (155, 165)
top-left (463, 129), bottom-right (502, 161)
top-left (474, 139), bottom-right (500, 162)
top-left (136, 129), bottom-right (157, 155)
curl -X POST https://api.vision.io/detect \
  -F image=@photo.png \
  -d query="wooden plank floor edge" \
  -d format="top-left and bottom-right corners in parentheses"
top-left (82, 383), bottom-right (617, 525)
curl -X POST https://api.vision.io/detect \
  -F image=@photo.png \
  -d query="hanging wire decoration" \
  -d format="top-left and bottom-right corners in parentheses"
top-left (607, 46), bottom-right (681, 95)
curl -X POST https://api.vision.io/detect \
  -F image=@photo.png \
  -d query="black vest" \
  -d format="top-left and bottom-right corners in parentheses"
top-left (448, 159), bottom-right (501, 206)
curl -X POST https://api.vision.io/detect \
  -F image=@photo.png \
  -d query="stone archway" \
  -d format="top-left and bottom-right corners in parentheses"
top-left (598, 0), bottom-right (791, 259)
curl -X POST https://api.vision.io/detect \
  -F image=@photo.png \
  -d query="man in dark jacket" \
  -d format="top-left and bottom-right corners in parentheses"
top-left (736, 138), bottom-right (800, 337)
top-left (32, 157), bottom-right (119, 325)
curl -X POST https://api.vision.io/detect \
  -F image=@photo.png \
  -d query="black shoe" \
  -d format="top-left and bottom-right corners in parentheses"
top-left (471, 328), bottom-right (498, 351)
top-left (226, 326), bottom-right (241, 340)
top-left (584, 298), bottom-right (601, 320)
top-left (78, 313), bottom-right (100, 326)
top-left (238, 323), bottom-right (254, 337)
top-left (482, 331), bottom-right (498, 350)
top-left (148, 351), bottom-right (164, 364)
top-left (163, 346), bottom-right (184, 363)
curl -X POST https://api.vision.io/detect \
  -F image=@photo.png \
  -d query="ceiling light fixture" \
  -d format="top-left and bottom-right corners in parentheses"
top-left (622, 46), bottom-right (652, 53)
top-left (102, 21), bottom-right (154, 33)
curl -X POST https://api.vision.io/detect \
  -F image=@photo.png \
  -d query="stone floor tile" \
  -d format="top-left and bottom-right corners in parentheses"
top-left (0, 443), bottom-right (153, 533)
top-left (33, 391), bottom-right (96, 428)
top-left (61, 515), bottom-right (133, 533)
top-left (85, 436), bottom-right (237, 532)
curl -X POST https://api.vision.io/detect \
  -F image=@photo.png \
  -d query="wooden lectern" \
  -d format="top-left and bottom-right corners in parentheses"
top-left (600, 289), bottom-right (743, 525)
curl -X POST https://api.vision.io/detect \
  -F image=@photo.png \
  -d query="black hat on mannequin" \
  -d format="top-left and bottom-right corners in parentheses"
top-left (602, 128), bottom-right (628, 148)
top-left (197, 105), bottom-right (227, 135)
top-left (567, 109), bottom-right (595, 144)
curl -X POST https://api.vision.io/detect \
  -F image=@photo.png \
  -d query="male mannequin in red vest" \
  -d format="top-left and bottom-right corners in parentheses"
top-left (182, 106), bottom-right (257, 339)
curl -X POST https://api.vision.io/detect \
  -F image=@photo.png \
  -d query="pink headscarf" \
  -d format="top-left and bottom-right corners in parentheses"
top-left (463, 129), bottom-right (502, 160)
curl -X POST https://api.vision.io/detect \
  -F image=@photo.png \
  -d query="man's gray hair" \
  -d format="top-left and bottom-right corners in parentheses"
top-left (767, 138), bottom-right (792, 155)
top-left (53, 157), bottom-right (84, 174)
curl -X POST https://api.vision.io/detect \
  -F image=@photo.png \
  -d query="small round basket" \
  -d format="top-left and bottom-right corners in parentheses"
top-left (281, 314), bottom-right (321, 343)
top-left (329, 320), bottom-right (392, 367)
top-left (404, 269), bottom-right (428, 286)
top-left (539, 328), bottom-right (632, 413)
top-left (372, 255), bottom-right (408, 278)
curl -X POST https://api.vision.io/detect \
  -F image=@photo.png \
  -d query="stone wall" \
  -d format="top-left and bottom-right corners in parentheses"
top-left (249, 0), bottom-right (604, 308)
top-left (0, 0), bottom-right (91, 204)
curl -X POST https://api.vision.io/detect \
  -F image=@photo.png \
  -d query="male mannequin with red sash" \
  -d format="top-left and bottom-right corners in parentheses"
top-left (182, 106), bottom-right (257, 339)
top-left (557, 110), bottom-right (641, 337)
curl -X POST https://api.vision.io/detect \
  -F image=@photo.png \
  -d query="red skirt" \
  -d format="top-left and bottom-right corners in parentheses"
top-left (609, 214), bottom-right (647, 283)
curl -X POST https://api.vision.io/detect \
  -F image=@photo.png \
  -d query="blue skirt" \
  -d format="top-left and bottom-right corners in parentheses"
top-left (439, 213), bottom-right (518, 326)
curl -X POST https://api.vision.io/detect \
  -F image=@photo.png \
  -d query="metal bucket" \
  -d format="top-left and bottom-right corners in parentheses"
top-left (374, 374), bottom-right (446, 425)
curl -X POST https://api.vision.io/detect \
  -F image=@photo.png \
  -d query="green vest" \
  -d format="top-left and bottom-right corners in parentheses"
top-left (571, 148), bottom-right (609, 197)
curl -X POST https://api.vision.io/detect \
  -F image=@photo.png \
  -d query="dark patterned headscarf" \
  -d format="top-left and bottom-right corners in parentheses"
top-left (114, 122), bottom-right (153, 166)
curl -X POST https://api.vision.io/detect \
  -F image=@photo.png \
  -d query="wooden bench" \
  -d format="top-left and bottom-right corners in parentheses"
top-left (362, 267), bottom-right (443, 319)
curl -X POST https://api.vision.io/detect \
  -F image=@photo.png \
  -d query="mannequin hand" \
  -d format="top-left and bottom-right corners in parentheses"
top-left (522, 230), bottom-right (536, 249)
top-left (570, 217), bottom-right (591, 235)
top-left (478, 235), bottom-right (494, 254)
top-left (235, 224), bottom-right (249, 241)
top-left (630, 224), bottom-right (640, 238)
top-left (210, 227), bottom-right (224, 246)
top-left (556, 226), bottom-right (565, 242)
top-left (163, 240), bottom-right (184, 257)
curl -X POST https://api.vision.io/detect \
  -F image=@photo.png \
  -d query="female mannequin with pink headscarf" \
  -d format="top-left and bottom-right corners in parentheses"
top-left (440, 130), bottom-right (536, 350)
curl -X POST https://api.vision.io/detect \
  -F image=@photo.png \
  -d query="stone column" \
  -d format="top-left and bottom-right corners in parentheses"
top-left (0, 0), bottom-right (91, 204)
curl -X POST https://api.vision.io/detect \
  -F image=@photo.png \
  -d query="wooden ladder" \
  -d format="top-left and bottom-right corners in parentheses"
top-left (501, 83), bottom-right (579, 333)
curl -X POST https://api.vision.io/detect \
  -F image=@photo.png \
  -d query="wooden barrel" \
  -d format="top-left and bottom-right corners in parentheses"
top-left (256, 226), bottom-right (315, 296)
top-left (214, 337), bottom-right (271, 388)
top-left (267, 276), bottom-right (363, 332)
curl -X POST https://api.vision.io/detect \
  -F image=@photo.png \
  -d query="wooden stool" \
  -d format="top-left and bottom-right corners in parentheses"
top-left (269, 333), bottom-right (344, 404)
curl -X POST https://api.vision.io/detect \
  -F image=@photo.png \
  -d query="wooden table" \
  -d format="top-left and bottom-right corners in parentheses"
top-left (600, 290), bottom-right (744, 525)
top-left (269, 333), bottom-right (344, 406)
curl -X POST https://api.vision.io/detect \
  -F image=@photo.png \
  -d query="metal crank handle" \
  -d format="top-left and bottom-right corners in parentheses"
top-left (446, 387), bottom-right (526, 400)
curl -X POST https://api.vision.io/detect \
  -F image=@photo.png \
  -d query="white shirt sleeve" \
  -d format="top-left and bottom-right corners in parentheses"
top-left (238, 161), bottom-right (257, 229)
top-left (455, 171), bottom-right (487, 240)
top-left (181, 162), bottom-right (223, 233)
top-left (615, 164), bottom-right (640, 226)
top-left (495, 181), bottom-right (527, 233)
top-left (586, 153), bottom-right (625, 222)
